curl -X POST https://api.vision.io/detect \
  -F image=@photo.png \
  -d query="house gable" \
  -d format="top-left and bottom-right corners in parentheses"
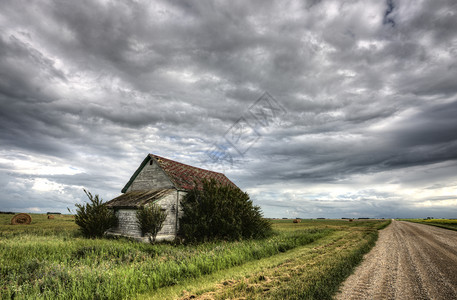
top-left (122, 156), bottom-right (174, 193)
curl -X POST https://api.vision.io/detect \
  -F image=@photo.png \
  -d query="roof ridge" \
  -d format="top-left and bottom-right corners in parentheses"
top-left (121, 154), bottom-right (238, 193)
top-left (149, 154), bottom-right (225, 176)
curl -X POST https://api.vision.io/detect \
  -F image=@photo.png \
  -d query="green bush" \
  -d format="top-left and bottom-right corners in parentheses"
top-left (73, 189), bottom-right (118, 238)
top-left (136, 203), bottom-right (167, 244)
top-left (179, 179), bottom-right (272, 242)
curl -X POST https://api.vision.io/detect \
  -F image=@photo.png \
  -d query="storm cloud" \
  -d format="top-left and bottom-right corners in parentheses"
top-left (1, 0), bottom-right (456, 218)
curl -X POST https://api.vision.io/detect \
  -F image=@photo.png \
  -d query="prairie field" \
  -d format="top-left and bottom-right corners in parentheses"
top-left (403, 218), bottom-right (457, 231)
top-left (0, 213), bottom-right (390, 299)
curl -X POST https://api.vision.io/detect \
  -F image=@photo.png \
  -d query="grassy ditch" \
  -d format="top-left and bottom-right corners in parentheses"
top-left (168, 219), bottom-right (391, 300)
top-left (402, 218), bottom-right (457, 231)
top-left (1, 214), bottom-right (331, 299)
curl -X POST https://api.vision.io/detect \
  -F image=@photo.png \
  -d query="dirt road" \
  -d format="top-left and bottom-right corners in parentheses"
top-left (336, 220), bottom-right (457, 300)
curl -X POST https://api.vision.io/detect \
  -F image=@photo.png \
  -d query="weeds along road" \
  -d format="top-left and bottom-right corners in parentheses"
top-left (336, 220), bottom-right (457, 300)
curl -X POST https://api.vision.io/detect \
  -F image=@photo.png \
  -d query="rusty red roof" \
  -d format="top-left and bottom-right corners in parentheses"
top-left (121, 154), bottom-right (238, 193)
top-left (150, 154), bottom-right (238, 190)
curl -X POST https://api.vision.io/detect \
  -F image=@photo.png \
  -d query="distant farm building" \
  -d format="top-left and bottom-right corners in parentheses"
top-left (105, 154), bottom-right (239, 242)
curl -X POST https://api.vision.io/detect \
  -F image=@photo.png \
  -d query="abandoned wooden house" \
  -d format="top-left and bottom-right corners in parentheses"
top-left (105, 154), bottom-right (238, 242)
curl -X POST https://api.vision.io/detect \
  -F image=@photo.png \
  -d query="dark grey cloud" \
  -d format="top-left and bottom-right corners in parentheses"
top-left (0, 0), bottom-right (456, 218)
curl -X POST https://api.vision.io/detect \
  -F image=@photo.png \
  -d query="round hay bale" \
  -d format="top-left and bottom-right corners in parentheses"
top-left (293, 219), bottom-right (301, 223)
top-left (11, 213), bottom-right (32, 225)
top-left (47, 215), bottom-right (55, 219)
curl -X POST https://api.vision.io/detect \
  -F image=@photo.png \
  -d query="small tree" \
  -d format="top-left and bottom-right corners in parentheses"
top-left (136, 203), bottom-right (167, 244)
top-left (73, 189), bottom-right (118, 238)
top-left (179, 179), bottom-right (272, 243)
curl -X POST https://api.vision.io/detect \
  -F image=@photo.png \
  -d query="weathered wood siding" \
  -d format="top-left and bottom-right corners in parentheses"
top-left (127, 160), bottom-right (174, 192)
top-left (155, 191), bottom-right (178, 238)
top-left (107, 190), bottom-right (187, 242)
top-left (110, 209), bottom-right (142, 236)
top-left (155, 190), bottom-right (186, 240)
top-left (176, 190), bottom-right (186, 231)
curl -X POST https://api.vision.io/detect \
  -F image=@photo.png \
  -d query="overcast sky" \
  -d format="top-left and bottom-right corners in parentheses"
top-left (1, 0), bottom-right (457, 218)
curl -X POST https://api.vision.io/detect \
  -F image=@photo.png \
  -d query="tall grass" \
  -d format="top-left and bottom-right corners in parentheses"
top-left (0, 214), bottom-right (331, 299)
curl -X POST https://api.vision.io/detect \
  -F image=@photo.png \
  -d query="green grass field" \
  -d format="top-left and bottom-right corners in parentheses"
top-left (0, 214), bottom-right (390, 299)
top-left (402, 218), bottom-right (457, 231)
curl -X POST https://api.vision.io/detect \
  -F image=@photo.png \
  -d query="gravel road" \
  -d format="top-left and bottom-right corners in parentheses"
top-left (335, 220), bottom-right (457, 300)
